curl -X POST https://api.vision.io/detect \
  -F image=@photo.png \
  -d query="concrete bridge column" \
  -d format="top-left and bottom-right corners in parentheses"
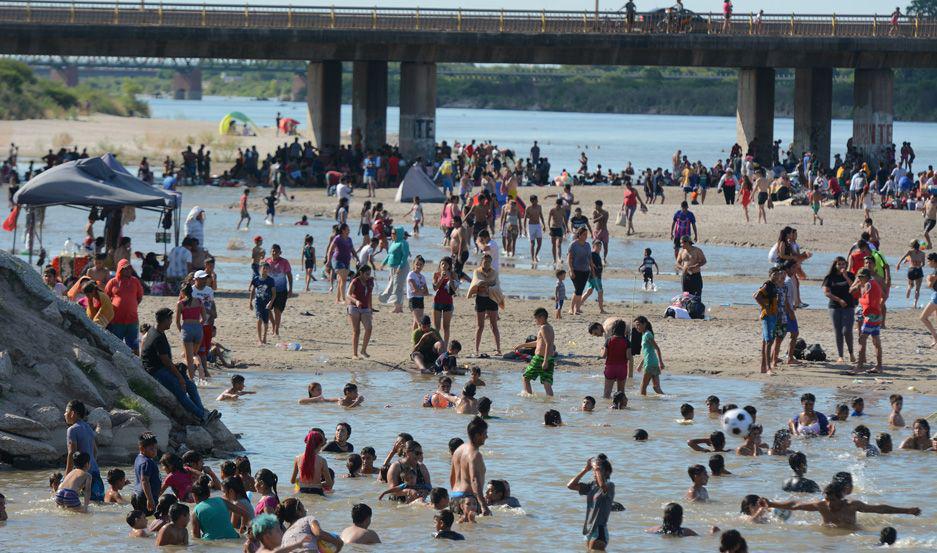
top-left (50, 64), bottom-right (79, 87)
top-left (352, 61), bottom-right (388, 151)
top-left (736, 67), bottom-right (775, 167)
top-left (853, 68), bottom-right (894, 169)
top-left (171, 68), bottom-right (202, 100)
top-left (290, 73), bottom-right (307, 102)
top-left (793, 68), bottom-right (833, 168)
top-left (306, 60), bottom-right (342, 151)
top-left (399, 61), bottom-right (437, 161)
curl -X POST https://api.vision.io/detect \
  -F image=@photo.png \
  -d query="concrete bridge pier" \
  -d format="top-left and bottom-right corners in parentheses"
top-left (290, 72), bottom-right (307, 102)
top-left (306, 60), bottom-right (342, 151)
top-left (49, 64), bottom-right (79, 87)
top-left (352, 60), bottom-right (388, 151)
top-left (171, 68), bottom-right (202, 100)
top-left (852, 68), bottom-right (894, 168)
top-left (399, 61), bottom-right (437, 161)
top-left (736, 67), bottom-right (775, 167)
top-left (793, 67), bottom-right (833, 168)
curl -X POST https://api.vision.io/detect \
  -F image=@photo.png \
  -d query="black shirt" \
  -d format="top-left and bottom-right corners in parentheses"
top-left (782, 476), bottom-right (820, 493)
top-left (140, 329), bottom-right (171, 374)
top-left (434, 530), bottom-right (465, 541)
top-left (821, 271), bottom-right (856, 309)
top-left (591, 252), bottom-right (603, 279)
top-left (322, 441), bottom-right (354, 453)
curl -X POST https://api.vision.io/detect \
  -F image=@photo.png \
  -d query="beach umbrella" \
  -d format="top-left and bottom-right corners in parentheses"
top-left (219, 111), bottom-right (258, 135)
top-left (278, 117), bottom-right (300, 133)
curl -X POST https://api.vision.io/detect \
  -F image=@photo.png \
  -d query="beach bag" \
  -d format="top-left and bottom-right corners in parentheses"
top-left (792, 338), bottom-right (808, 359)
top-left (615, 209), bottom-right (627, 227)
top-left (804, 344), bottom-right (827, 362)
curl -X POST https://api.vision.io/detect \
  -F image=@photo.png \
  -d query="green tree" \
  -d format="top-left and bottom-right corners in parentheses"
top-left (907, 0), bottom-right (937, 16)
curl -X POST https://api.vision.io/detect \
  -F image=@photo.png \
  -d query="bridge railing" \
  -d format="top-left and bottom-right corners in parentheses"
top-left (0, 1), bottom-right (936, 39)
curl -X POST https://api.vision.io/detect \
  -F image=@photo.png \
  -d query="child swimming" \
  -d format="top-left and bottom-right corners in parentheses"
top-left (56, 452), bottom-right (92, 511)
top-left (686, 464), bottom-right (709, 502)
top-left (217, 374), bottom-right (256, 401)
top-left (782, 452), bottom-right (821, 493)
top-left (105, 468), bottom-right (128, 504)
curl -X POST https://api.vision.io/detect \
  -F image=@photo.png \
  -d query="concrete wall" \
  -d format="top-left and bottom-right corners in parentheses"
top-left (793, 68), bottom-right (833, 167)
top-left (853, 69), bottom-right (894, 168)
top-left (305, 60), bottom-right (342, 151)
top-left (399, 62), bottom-right (436, 161)
top-left (170, 68), bottom-right (202, 100)
top-left (736, 68), bottom-right (775, 166)
top-left (352, 61), bottom-right (388, 151)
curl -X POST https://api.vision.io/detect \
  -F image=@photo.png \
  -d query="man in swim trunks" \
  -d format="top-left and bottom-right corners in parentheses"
top-left (592, 200), bottom-right (610, 262)
top-left (450, 417), bottom-right (491, 516)
top-left (548, 199), bottom-right (569, 266)
top-left (411, 315), bottom-right (443, 372)
top-left (923, 194), bottom-right (937, 250)
top-left (676, 236), bottom-right (707, 298)
top-left (449, 216), bottom-right (471, 282)
top-left (523, 308), bottom-right (556, 396)
top-left (526, 195), bottom-right (546, 264)
top-left (753, 169), bottom-right (771, 224)
top-left (470, 194), bottom-right (490, 247)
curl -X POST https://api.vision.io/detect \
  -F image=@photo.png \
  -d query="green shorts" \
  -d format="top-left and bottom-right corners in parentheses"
top-left (811, 203), bottom-right (820, 214)
top-left (524, 354), bottom-right (555, 385)
top-left (644, 363), bottom-right (661, 377)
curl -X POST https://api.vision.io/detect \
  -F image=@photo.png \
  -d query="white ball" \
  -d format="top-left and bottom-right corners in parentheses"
top-left (721, 408), bottom-right (753, 439)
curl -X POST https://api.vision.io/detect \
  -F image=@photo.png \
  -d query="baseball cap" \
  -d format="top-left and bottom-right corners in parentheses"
top-left (194, 270), bottom-right (209, 279)
top-left (420, 315), bottom-right (432, 326)
top-left (253, 235), bottom-right (263, 242)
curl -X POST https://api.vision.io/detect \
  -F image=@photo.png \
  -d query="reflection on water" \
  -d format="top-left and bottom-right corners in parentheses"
top-left (2, 370), bottom-right (935, 552)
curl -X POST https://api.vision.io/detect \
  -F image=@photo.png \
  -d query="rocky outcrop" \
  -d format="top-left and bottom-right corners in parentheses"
top-left (0, 251), bottom-right (242, 468)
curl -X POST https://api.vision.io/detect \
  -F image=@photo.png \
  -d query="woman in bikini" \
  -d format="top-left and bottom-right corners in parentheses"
top-left (739, 175), bottom-right (753, 223)
top-left (789, 393), bottom-right (835, 437)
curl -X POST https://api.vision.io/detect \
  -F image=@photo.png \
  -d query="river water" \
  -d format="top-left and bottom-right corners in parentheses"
top-left (1, 369), bottom-right (935, 552)
top-left (148, 96), bottom-right (937, 174)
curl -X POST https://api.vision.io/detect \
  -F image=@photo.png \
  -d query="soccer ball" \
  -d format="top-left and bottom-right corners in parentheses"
top-left (721, 408), bottom-right (754, 439)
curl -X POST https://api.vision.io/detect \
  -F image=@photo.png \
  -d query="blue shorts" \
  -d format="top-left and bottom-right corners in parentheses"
top-left (931, 291), bottom-right (937, 305)
top-left (255, 303), bottom-right (270, 323)
top-left (556, 299), bottom-right (565, 311)
top-left (55, 488), bottom-right (82, 508)
top-left (332, 260), bottom-right (349, 270)
top-left (181, 321), bottom-right (203, 344)
top-left (761, 315), bottom-right (777, 342)
top-left (787, 318), bottom-right (799, 334)
top-left (588, 277), bottom-right (603, 292)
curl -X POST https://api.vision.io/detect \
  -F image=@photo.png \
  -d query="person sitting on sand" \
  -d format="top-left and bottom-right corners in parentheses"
top-left (764, 478), bottom-right (921, 529)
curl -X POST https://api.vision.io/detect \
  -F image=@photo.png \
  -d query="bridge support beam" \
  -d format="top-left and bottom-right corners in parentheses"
top-left (352, 60), bottom-right (388, 151)
top-left (290, 73), bottom-right (307, 102)
top-left (50, 64), bottom-right (79, 87)
top-left (171, 68), bottom-right (202, 100)
top-left (852, 68), bottom-right (894, 169)
top-left (306, 60), bottom-right (342, 151)
top-left (399, 61), bottom-right (437, 161)
top-left (793, 67), bottom-right (832, 168)
top-left (736, 67), bottom-right (775, 167)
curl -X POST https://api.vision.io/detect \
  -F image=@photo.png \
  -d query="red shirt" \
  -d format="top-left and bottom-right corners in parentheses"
top-left (350, 277), bottom-right (373, 308)
top-left (388, 156), bottom-right (400, 176)
top-left (623, 187), bottom-right (638, 208)
top-left (848, 249), bottom-right (866, 274)
top-left (433, 274), bottom-right (454, 306)
top-left (104, 275), bottom-right (144, 324)
top-left (162, 471), bottom-right (194, 501)
top-left (605, 336), bottom-right (630, 371)
top-left (860, 279), bottom-right (883, 316)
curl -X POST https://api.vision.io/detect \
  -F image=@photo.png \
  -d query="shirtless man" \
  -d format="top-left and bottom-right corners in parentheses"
top-left (676, 237), bottom-right (707, 298)
top-left (525, 195), bottom-right (546, 264)
top-left (449, 216), bottom-right (471, 282)
top-left (897, 240), bottom-right (926, 308)
top-left (523, 307), bottom-right (556, 396)
top-left (548, 199), bottom-right (569, 266)
top-left (470, 196), bottom-right (490, 250)
top-left (592, 200), bottom-right (610, 262)
top-left (753, 169), bottom-right (771, 224)
top-left (84, 253), bottom-right (111, 287)
top-left (340, 503), bottom-right (382, 544)
top-left (922, 194), bottom-right (937, 250)
top-left (450, 416), bottom-right (491, 516)
top-left (764, 479), bottom-right (920, 529)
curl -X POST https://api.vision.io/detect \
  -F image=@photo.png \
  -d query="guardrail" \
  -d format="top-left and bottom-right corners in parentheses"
top-left (0, 1), bottom-right (935, 38)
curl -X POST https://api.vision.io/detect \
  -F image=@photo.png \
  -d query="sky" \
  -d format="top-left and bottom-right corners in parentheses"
top-left (205, 1), bottom-right (896, 15)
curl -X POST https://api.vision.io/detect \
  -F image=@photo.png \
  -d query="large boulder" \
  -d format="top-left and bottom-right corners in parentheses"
top-left (0, 413), bottom-right (52, 442)
top-left (86, 407), bottom-right (113, 447)
top-left (184, 425), bottom-right (214, 453)
top-left (205, 418), bottom-right (243, 453)
top-left (0, 430), bottom-right (59, 467)
top-left (100, 417), bottom-right (149, 464)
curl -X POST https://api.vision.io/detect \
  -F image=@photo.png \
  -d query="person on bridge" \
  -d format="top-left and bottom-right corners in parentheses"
top-left (890, 7), bottom-right (902, 37)
top-left (722, 0), bottom-right (732, 34)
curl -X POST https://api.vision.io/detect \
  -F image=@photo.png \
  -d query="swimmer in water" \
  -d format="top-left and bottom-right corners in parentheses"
top-left (378, 468), bottom-right (422, 503)
top-left (736, 424), bottom-right (765, 456)
top-left (852, 425), bottom-right (880, 457)
top-left (888, 394), bottom-right (905, 428)
top-left (678, 403), bottom-right (695, 424)
top-left (427, 487), bottom-right (450, 510)
top-left (764, 479), bottom-right (921, 530)
top-left (105, 468), bottom-right (129, 504)
top-left (485, 480), bottom-right (522, 508)
top-left (781, 451), bottom-right (820, 493)
top-left (611, 391), bottom-right (628, 410)
top-left (789, 392), bottom-right (836, 437)
top-left (544, 409), bottom-right (563, 427)
top-left (899, 418), bottom-right (931, 450)
top-left (633, 429), bottom-right (649, 441)
top-left (478, 397), bottom-right (498, 420)
top-left (876, 433), bottom-right (893, 454)
top-left (768, 429), bottom-right (793, 456)
top-left (469, 366), bottom-right (486, 387)
top-left (298, 382), bottom-right (340, 405)
top-left (567, 456), bottom-right (615, 551)
top-left (646, 502), bottom-right (699, 537)
top-left (686, 464), bottom-right (709, 502)
top-left (423, 376), bottom-right (458, 408)
top-left (740, 495), bottom-right (770, 523)
top-left (359, 447), bottom-right (380, 475)
top-left (581, 396), bottom-right (596, 412)
top-left (706, 395), bottom-right (721, 416)
top-left (455, 383), bottom-right (479, 415)
top-left (339, 383), bottom-right (365, 408)
top-left (708, 454), bottom-right (731, 476)
top-left (687, 431), bottom-right (728, 453)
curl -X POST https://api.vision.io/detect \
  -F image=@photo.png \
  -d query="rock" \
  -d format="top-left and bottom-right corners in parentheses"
top-left (0, 429), bottom-right (60, 467)
top-left (100, 417), bottom-right (148, 463)
top-left (0, 351), bottom-right (12, 381)
top-left (204, 418), bottom-right (243, 452)
top-left (40, 302), bottom-right (63, 325)
top-left (26, 404), bottom-right (65, 430)
top-left (72, 347), bottom-right (96, 371)
top-left (184, 425), bottom-right (214, 453)
top-left (43, 360), bottom-right (106, 406)
top-left (109, 409), bottom-right (145, 427)
top-left (86, 407), bottom-right (113, 447)
top-left (0, 413), bottom-right (51, 441)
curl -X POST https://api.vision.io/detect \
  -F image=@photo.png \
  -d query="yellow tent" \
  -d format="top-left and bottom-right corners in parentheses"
top-left (218, 111), bottom-right (257, 135)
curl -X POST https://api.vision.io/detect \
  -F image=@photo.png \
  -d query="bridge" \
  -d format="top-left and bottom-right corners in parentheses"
top-left (2, 2), bottom-right (936, 166)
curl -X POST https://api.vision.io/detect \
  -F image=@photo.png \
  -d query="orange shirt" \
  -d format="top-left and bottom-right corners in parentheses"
top-left (104, 275), bottom-right (144, 324)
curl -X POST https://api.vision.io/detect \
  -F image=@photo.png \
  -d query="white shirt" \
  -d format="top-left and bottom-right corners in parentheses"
top-left (336, 183), bottom-right (352, 201)
top-left (484, 240), bottom-right (501, 272)
top-left (191, 285), bottom-right (215, 322)
top-left (850, 173), bottom-right (866, 191)
top-left (358, 244), bottom-right (374, 268)
top-left (167, 246), bottom-right (192, 278)
top-left (406, 271), bottom-right (427, 299)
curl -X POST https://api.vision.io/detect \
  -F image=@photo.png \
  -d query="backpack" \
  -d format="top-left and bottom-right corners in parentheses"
top-left (792, 338), bottom-right (808, 359)
top-left (685, 296), bottom-right (706, 320)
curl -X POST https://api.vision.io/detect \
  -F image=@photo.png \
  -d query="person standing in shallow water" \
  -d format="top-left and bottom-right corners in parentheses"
top-left (451, 417), bottom-right (491, 517)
